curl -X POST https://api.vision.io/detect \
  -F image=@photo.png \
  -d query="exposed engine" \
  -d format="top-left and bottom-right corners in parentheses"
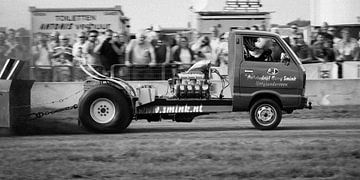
top-left (168, 72), bottom-right (211, 99)
top-left (167, 60), bottom-right (229, 99)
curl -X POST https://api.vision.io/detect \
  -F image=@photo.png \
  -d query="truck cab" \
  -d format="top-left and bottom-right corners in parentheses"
top-left (78, 30), bottom-right (311, 133)
top-left (229, 30), bottom-right (308, 112)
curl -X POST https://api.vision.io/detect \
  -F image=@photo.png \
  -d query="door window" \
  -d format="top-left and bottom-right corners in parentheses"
top-left (243, 36), bottom-right (290, 65)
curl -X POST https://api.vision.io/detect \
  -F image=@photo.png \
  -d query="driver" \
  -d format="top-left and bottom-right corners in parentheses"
top-left (244, 37), bottom-right (273, 62)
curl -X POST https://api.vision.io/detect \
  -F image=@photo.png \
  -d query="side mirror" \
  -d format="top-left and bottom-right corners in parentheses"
top-left (280, 53), bottom-right (290, 66)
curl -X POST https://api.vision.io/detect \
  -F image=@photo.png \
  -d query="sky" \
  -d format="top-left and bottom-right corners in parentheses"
top-left (0, 0), bottom-right (310, 32)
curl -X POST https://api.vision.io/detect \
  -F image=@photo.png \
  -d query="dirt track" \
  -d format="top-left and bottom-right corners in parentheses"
top-left (0, 106), bottom-right (360, 179)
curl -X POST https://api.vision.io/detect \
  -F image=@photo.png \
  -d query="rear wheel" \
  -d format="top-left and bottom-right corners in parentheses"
top-left (250, 99), bottom-right (282, 130)
top-left (78, 85), bottom-right (132, 132)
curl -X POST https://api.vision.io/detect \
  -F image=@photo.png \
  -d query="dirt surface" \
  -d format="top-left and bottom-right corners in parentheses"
top-left (0, 106), bottom-right (360, 179)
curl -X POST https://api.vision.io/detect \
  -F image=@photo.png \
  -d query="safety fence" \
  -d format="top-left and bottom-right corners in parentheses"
top-left (303, 61), bottom-right (360, 79)
top-left (29, 63), bottom-right (195, 82)
top-left (28, 61), bottom-right (360, 82)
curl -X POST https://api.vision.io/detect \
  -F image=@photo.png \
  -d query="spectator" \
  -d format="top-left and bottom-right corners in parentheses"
top-left (214, 32), bottom-right (229, 67)
top-left (52, 35), bottom-right (73, 82)
top-left (289, 25), bottom-right (298, 47)
top-left (259, 24), bottom-right (267, 31)
top-left (334, 28), bottom-right (359, 61)
top-left (323, 40), bottom-right (335, 62)
top-left (153, 38), bottom-right (171, 79)
top-left (171, 33), bottom-right (181, 56)
top-left (312, 33), bottom-right (335, 62)
top-left (189, 30), bottom-right (201, 48)
top-left (32, 34), bottom-right (52, 82)
top-left (125, 31), bottom-right (156, 80)
top-left (72, 31), bottom-right (87, 64)
top-left (292, 33), bottom-right (313, 63)
top-left (112, 32), bottom-right (127, 77)
top-left (5, 29), bottom-right (24, 60)
top-left (270, 27), bottom-right (280, 34)
top-left (209, 26), bottom-right (220, 60)
top-left (327, 27), bottom-right (341, 45)
top-left (192, 36), bottom-right (212, 61)
top-left (334, 28), bottom-right (359, 78)
top-left (173, 36), bottom-right (195, 72)
top-left (250, 25), bottom-right (259, 31)
top-left (72, 31), bottom-right (87, 81)
top-left (311, 27), bottom-right (321, 45)
top-left (0, 31), bottom-right (9, 68)
top-left (47, 31), bottom-right (60, 53)
top-left (320, 22), bottom-right (334, 47)
top-left (214, 32), bottom-right (229, 75)
top-left (83, 30), bottom-right (102, 71)
top-left (94, 29), bottom-right (126, 75)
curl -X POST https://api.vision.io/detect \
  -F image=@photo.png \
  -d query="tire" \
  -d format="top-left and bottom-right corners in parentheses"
top-left (78, 85), bottom-right (132, 133)
top-left (250, 98), bottom-right (282, 130)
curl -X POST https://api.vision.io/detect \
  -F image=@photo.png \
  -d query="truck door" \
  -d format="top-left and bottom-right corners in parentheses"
top-left (236, 35), bottom-right (303, 109)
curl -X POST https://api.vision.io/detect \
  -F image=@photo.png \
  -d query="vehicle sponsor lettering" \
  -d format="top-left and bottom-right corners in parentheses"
top-left (256, 81), bottom-right (288, 87)
top-left (154, 105), bottom-right (203, 114)
top-left (283, 76), bottom-right (297, 81)
top-left (246, 74), bottom-right (297, 83)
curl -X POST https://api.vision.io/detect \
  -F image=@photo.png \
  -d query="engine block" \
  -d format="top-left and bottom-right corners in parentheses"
top-left (169, 72), bottom-right (211, 99)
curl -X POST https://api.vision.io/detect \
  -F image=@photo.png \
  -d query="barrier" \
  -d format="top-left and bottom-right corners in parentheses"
top-left (0, 59), bottom-right (34, 131)
top-left (303, 62), bottom-right (338, 79)
top-left (30, 79), bottom-right (360, 109)
top-left (342, 61), bottom-right (360, 79)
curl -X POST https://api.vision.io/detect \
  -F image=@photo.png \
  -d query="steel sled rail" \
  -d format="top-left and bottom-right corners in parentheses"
top-left (79, 64), bottom-right (137, 97)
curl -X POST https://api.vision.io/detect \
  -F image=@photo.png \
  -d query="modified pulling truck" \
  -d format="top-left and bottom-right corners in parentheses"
top-left (78, 30), bottom-right (312, 133)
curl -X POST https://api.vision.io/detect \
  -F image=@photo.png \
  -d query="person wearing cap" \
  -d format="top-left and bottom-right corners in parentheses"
top-left (52, 35), bottom-right (73, 82)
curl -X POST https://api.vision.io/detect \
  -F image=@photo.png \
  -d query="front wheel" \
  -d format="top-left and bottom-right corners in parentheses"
top-left (250, 99), bottom-right (282, 130)
top-left (78, 85), bottom-right (132, 133)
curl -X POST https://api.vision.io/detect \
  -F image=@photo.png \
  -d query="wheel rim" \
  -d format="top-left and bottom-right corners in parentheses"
top-left (90, 98), bottom-right (116, 124)
top-left (255, 104), bottom-right (277, 126)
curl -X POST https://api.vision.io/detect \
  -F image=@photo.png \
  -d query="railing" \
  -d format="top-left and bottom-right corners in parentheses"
top-left (29, 63), bottom-right (195, 82)
top-left (28, 61), bottom-right (360, 82)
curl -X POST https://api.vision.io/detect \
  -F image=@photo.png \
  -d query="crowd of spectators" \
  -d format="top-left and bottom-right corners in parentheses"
top-left (288, 23), bottom-right (359, 64)
top-left (27, 27), bottom-right (232, 81)
top-left (287, 23), bottom-right (360, 78)
top-left (1, 23), bottom-right (360, 81)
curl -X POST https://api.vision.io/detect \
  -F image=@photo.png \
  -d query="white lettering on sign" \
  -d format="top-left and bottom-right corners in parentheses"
top-left (55, 15), bottom-right (97, 21)
top-left (31, 10), bottom-right (122, 34)
top-left (256, 81), bottom-right (288, 87)
top-left (246, 74), bottom-right (271, 81)
top-left (246, 74), bottom-right (297, 83)
top-left (283, 76), bottom-right (297, 81)
top-left (154, 105), bottom-right (203, 114)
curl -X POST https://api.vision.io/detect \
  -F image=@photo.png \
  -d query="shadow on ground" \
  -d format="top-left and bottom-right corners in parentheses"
top-left (1, 105), bottom-right (359, 136)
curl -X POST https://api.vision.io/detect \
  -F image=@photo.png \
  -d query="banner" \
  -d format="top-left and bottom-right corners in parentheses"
top-left (31, 10), bottom-right (123, 35)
